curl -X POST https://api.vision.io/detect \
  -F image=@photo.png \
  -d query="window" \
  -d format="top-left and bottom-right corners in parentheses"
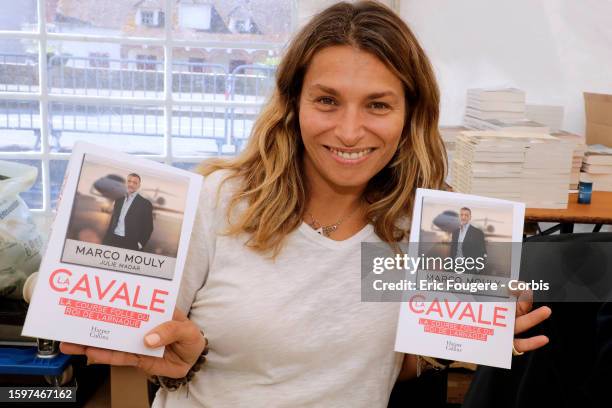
top-left (140, 10), bottom-right (155, 26)
top-left (89, 52), bottom-right (110, 68)
top-left (0, 0), bottom-right (336, 216)
top-left (136, 54), bottom-right (158, 71)
top-left (188, 57), bottom-right (206, 73)
top-left (234, 20), bottom-right (249, 33)
top-left (139, 10), bottom-right (165, 28)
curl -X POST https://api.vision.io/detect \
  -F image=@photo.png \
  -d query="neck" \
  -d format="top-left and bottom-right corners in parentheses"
top-left (304, 159), bottom-right (366, 227)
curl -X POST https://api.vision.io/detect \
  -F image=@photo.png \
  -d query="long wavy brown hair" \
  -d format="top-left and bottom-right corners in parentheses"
top-left (199, 0), bottom-right (446, 255)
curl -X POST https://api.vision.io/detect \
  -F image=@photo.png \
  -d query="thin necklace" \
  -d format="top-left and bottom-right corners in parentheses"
top-left (306, 204), bottom-right (362, 237)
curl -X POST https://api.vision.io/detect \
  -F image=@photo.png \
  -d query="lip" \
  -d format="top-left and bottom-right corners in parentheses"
top-left (325, 145), bottom-right (376, 165)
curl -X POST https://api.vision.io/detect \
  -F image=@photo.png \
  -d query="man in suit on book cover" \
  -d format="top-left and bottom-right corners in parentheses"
top-left (450, 207), bottom-right (487, 272)
top-left (103, 173), bottom-right (154, 251)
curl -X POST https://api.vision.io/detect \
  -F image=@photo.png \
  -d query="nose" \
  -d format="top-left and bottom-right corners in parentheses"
top-left (334, 105), bottom-right (364, 146)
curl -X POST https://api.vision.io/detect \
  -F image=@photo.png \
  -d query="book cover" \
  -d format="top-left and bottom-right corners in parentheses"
top-left (22, 142), bottom-right (202, 357)
top-left (394, 188), bottom-right (525, 369)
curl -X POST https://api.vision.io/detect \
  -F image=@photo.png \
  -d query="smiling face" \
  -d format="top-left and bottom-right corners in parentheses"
top-left (298, 45), bottom-right (406, 192)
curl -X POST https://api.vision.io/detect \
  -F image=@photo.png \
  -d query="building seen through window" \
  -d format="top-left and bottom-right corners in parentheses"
top-left (0, 0), bottom-right (293, 211)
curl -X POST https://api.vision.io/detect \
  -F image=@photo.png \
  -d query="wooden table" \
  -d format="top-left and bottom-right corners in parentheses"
top-left (525, 191), bottom-right (612, 233)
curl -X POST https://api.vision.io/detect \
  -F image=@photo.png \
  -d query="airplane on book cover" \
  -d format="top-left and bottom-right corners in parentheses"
top-left (65, 174), bottom-right (183, 257)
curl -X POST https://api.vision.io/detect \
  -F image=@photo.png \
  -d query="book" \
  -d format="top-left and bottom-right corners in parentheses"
top-left (467, 88), bottom-right (526, 103)
top-left (394, 188), bottom-right (525, 369)
top-left (440, 126), bottom-right (468, 152)
top-left (525, 104), bottom-right (564, 133)
top-left (465, 107), bottom-right (525, 121)
top-left (484, 118), bottom-right (549, 133)
top-left (580, 172), bottom-right (612, 192)
top-left (466, 100), bottom-right (525, 113)
top-left (464, 89), bottom-right (529, 131)
top-left (22, 142), bottom-right (203, 357)
top-left (584, 144), bottom-right (612, 165)
top-left (440, 126), bottom-right (469, 185)
top-left (552, 131), bottom-right (586, 188)
top-left (464, 116), bottom-right (550, 134)
top-left (581, 163), bottom-right (612, 174)
top-left (451, 131), bottom-right (573, 208)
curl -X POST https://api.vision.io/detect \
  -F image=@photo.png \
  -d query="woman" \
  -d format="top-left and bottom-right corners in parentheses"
top-left (61, 2), bottom-right (551, 406)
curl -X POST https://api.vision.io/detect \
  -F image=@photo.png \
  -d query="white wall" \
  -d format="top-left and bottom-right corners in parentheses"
top-left (400, 0), bottom-right (612, 135)
top-left (57, 37), bottom-right (121, 61)
top-left (53, 28), bottom-right (122, 62)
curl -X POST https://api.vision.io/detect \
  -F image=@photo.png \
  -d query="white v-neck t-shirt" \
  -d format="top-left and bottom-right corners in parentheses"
top-left (152, 170), bottom-right (404, 408)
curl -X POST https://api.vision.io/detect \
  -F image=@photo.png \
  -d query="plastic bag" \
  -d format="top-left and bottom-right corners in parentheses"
top-left (0, 160), bottom-right (43, 299)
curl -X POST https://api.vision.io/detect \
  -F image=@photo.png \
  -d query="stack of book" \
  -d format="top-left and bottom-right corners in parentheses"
top-left (521, 136), bottom-right (575, 208)
top-left (464, 88), bottom-right (550, 133)
top-left (452, 132), bottom-right (526, 201)
top-left (464, 117), bottom-right (550, 133)
top-left (552, 130), bottom-right (587, 189)
top-left (526, 104), bottom-right (565, 133)
top-left (580, 145), bottom-right (612, 191)
top-left (452, 131), bottom-right (574, 208)
top-left (439, 126), bottom-right (468, 185)
top-left (465, 88), bottom-right (526, 121)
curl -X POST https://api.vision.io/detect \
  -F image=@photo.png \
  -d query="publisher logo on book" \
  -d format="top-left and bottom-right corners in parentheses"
top-left (90, 326), bottom-right (110, 341)
top-left (446, 340), bottom-right (462, 353)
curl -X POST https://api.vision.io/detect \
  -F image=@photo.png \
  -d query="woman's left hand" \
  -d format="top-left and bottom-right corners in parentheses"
top-left (513, 288), bottom-right (552, 353)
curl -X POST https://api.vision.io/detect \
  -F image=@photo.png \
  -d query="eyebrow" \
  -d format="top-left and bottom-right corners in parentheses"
top-left (310, 84), bottom-right (398, 100)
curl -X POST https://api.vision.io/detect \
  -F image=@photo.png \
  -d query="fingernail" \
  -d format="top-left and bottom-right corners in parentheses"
top-left (145, 333), bottom-right (161, 347)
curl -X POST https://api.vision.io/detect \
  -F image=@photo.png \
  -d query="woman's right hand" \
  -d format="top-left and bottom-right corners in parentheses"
top-left (60, 308), bottom-right (206, 378)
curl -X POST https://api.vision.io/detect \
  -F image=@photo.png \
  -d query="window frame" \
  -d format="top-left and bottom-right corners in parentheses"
top-left (0, 0), bottom-right (298, 217)
top-left (0, 1), bottom-right (400, 217)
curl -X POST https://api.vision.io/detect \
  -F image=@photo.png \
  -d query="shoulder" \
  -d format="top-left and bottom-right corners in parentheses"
top-left (137, 194), bottom-right (152, 206)
top-left (134, 193), bottom-right (153, 209)
top-left (470, 225), bottom-right (484, 235)
top-left (200, 169), bottom-right (241, 209)
top-left (194, 169), bottom-right (243, 229)
top-left (202, 169), bottom-right (237, 195)
top-left (176, 171), bottom-right (239, 314)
